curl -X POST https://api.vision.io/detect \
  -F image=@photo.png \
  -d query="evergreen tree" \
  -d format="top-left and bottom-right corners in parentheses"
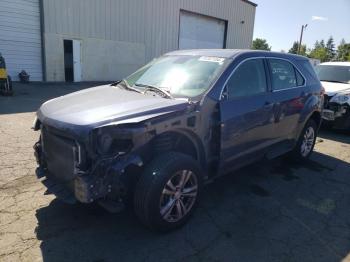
top-left (320, 40), bottom-right (325, 48)
top-left (326, 36), bottom-right (336, 60)
top-left (288, 41), bottom-right (306, 55)
top-left (309, 40), bottom-right (328, 62)
top-left (337, 39), bottom-right (350, 61)
top-left (251, 38), bottom-right (271, 51)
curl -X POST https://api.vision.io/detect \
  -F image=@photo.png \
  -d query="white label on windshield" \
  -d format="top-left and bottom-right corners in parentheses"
top-left (199, 56), bottom-right (225, 64)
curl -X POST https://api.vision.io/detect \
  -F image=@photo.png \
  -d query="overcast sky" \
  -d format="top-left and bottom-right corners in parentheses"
top-left (252, 0), bottom-right (350, 51)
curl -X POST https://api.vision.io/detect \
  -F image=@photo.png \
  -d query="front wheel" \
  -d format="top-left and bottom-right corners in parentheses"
top-left (291, 119), bottom-right (318, 161)
top-left (134, 152), bottom-right (202, 232)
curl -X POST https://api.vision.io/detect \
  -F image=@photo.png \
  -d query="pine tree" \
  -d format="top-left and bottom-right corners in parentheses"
top-left (320, 40), bottom-right (325, 48)
top-left (309, 40), bottom-right (328, 62)
top-left (326, 36), bottom-right (336, 60)
top-left (288, 41), bottom-right (306, 55)
top-left (336, 39), bottom-right (350, 62)
top-left (251, 38), bottom-right (271, 51)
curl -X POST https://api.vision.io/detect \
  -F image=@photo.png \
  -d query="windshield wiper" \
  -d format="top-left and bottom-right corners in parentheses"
top-left (135, 83), bottom-right (173, 99)
top-left (114, 79), bottom-right (143, 93)
top-left (321, 80), bottom-right (349, 84)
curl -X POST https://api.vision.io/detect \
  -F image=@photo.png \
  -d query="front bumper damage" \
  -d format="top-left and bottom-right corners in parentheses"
top-left (322, 93), bottom-right (350, 129)
top-left (322, 102), bottom-right (350, 129)
top-left (34, 141), bottom-right (143, 206)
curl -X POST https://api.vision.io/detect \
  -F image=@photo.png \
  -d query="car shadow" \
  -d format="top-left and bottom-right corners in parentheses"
top-left (319, 128), bottom-right (350, 145)
top-left (0, 82), bottom-right (110, 115)
top-left (35, 151), bottom-right (350, 262)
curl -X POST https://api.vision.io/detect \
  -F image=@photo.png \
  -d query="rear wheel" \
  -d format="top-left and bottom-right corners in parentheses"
top-left (291, 119), bottom-right (318, 160)
top-left (134, 152), bottom-right (202, 232)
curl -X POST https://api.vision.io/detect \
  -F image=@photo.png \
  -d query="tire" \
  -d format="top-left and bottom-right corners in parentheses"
top-left (291, 119), bottom-right (318, 161)
top-left (134, 152), bottom-right (202, 232)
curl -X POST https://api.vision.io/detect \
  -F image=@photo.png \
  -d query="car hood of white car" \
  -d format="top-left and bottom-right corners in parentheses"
top-left (321, 81), bottom-right (350, 96)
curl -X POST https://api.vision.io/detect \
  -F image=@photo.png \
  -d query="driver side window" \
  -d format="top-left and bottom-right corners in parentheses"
top-left (226, 58), bottom-right (267, 100)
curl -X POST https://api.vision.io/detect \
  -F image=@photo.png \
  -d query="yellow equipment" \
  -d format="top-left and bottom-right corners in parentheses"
top-left (0, 53), bottom-right (13, 96)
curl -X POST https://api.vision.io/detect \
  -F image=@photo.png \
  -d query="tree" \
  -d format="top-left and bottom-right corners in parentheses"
top-left (289, 42), bottom-right (299, 54)
top-left (288, 41), bottom-right (306, 55)
top-left (337, 39), bottom-right (350, 61)
top-left (326, 36), bottom-right (336, 60)
top-left (252, 38), bottom-right (271, 51)
top-left (309, 41), bottom-right (328, 62)
top-left (320, 40), bottom-right (325, 48)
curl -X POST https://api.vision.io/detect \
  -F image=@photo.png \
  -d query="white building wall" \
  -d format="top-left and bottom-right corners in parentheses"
top-left (0, 0), bottom-right (43, 81)
top-left (42, 0), bottom-right (256, 81)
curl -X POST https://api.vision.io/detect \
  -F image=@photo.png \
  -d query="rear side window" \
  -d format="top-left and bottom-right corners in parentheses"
top-left (226, 59), bottom-right (267, 99)
top-left (295, 69), bottom-right (305, 86)
top-left (269, 59), bottom-right (297, 90)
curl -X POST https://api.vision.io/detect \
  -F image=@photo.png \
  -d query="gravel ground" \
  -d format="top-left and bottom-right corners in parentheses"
top-left (1, 83), bottom-right (350, 262)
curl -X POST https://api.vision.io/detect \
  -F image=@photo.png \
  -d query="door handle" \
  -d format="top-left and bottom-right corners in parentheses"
top-left (264, 101), bottom-right (273, 108)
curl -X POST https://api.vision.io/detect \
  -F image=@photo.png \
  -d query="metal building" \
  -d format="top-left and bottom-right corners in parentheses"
top-left (0, 0), bottom-right (256, 82)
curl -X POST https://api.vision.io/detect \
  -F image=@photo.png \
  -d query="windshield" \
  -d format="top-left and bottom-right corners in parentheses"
top-left (315, 65), bottom-right (350, 84)
top-left (124, 55), bottom-right (230, 98)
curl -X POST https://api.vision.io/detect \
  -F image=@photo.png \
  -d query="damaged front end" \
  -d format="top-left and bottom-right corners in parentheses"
top-left (33, 121), bottom-right (144, 210)
top-left (322, 92), bottom-right (350, 129)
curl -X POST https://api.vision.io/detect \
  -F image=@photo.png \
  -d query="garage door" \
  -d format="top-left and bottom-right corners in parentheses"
top-left (179, 11), bottom-right (227, 50)
top-left (0, 0), bottom-right (42, 81)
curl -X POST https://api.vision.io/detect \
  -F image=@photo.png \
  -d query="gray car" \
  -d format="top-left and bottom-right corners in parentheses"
top-left (34, 49), bottom-right (323, 231)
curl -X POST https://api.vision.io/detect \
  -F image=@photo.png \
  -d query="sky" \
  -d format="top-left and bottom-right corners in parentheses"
top-left (252, 0), bottom-right (350, 52)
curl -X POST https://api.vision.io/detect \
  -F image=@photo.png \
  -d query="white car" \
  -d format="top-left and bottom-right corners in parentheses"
top-left (315, 62), bottom-right (350, 130)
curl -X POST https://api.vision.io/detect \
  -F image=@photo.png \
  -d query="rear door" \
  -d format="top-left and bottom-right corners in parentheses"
top-left (267, 58), bottom-right (307, 141)
top-left (219, 58), bottom-right (275, 170)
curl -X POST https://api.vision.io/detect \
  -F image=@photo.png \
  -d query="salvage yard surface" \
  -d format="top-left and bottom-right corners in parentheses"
top-left (1, 83), bottom-right (350, 262)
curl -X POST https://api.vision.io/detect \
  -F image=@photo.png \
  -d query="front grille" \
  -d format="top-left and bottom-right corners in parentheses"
top-left (41, 126), bottom-right (77, 183)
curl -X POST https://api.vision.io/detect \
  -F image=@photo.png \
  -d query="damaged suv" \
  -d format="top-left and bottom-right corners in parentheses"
top-left (316, 62), bottom-right (350, 129)
top-left (34, 50), bottom-right (323, 231)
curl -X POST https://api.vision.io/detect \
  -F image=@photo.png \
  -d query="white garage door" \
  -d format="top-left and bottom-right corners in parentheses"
top-left (0, 0), bottom-right (42, 81)
top-left (179, 11), bottom-right (226, 50)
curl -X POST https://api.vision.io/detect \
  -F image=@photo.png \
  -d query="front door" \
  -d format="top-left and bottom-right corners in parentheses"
top-left (219, 58), bottom-right (275, 171)
top-left (73, 40), bottom-right (82, 82)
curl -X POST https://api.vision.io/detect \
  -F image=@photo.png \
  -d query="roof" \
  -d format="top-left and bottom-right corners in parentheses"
top-left (166, 49), bottom-right (308, 60)
top-left (241, 0), bottom-right (257, 7)
top-left (320, 62), bottom-right (350, 66)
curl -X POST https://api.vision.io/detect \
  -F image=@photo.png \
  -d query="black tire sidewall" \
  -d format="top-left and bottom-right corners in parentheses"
top-left (135, 153), bottom-right (202, 231)
top-left (294, 119), bottom-right (318, 160)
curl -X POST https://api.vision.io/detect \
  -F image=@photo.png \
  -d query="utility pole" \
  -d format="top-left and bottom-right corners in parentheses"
top-left (298, 24), bottom-right (308, 54)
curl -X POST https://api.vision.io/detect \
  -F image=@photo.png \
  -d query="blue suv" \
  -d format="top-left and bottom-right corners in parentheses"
top-left (33, 50), bottom-right (323, 231)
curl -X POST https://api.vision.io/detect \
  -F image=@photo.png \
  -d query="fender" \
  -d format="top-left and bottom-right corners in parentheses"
top-left (296, 92), bottom-right (322, 137)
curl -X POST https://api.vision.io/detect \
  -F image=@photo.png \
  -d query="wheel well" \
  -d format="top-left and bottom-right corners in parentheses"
top-left (151, 131), bottom-right (199, 161)
top-left (309, 111), bottom-right (321, 127)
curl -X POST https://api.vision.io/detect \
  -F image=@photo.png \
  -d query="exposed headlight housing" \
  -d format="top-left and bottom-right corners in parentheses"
top-left (330, 93), bottom-right (350, 104)
top-left (94, 126), bottom-right (133, 155)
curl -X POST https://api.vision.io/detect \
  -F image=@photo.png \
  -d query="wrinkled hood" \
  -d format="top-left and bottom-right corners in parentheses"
top-left (321, 81), bottom-right (350, 96)
top-left (37, 85), bottom-right (189, 131)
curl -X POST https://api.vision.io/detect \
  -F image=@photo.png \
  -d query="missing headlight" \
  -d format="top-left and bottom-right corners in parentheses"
top-left (95, 127), bottom-right (133, 155)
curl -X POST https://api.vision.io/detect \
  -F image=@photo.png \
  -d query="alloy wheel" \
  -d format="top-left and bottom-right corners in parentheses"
top-left (159, 170), bottom-right (198, 223)
top-left (300, 126), bottom-right (315, 157)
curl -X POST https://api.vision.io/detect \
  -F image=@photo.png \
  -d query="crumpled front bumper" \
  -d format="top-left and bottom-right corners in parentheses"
top-left (322, 103), bottom-right (350, 129)
top-left (34, 142), bottom-right (143, 204)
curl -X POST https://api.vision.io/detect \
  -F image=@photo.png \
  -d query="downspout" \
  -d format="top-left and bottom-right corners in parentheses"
top-left (39, 0), bottom-right (47, 81)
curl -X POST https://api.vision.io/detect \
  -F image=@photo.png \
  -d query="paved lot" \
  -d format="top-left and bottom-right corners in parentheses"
top-left (1, 83), bottom-right (350, 262)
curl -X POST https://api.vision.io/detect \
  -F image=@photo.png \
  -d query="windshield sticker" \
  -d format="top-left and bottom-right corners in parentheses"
top-left (199, 56), bottom-right (225, 64)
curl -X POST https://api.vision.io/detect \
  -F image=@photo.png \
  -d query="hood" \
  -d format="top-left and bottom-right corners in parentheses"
top-left (321, 81), bottom-right (350, 96)
top-left (37, 85), bottom-right (189, 131)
